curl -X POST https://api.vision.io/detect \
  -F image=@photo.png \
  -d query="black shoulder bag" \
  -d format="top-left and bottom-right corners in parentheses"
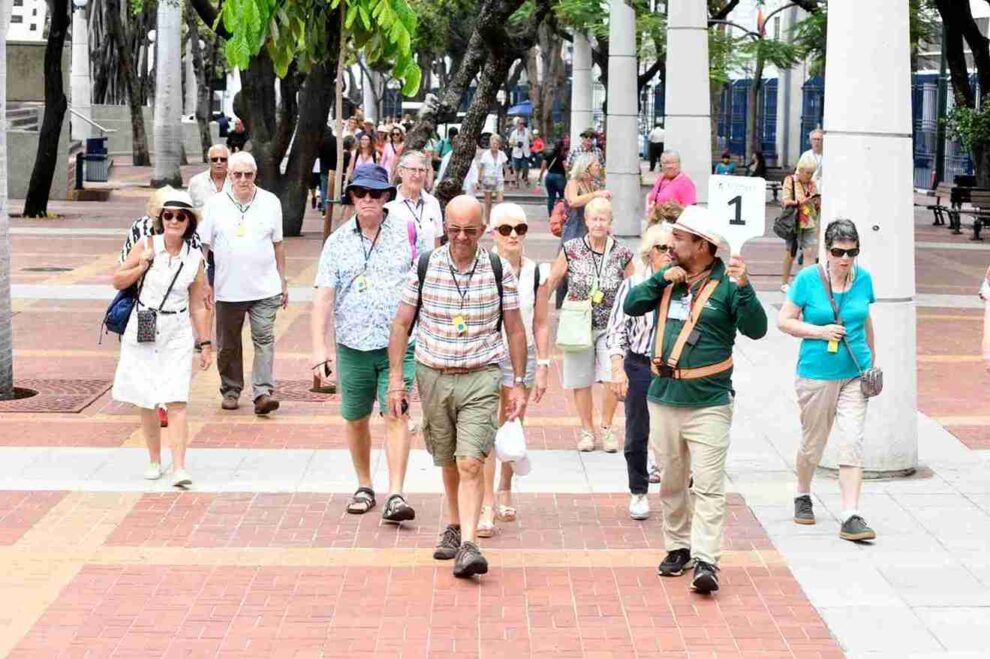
top-left (136, 257), bottom-right (186, 343)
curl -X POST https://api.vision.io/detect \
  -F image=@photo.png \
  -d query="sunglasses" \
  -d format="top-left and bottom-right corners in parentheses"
top-left (230, 171), bottom-right (255, 179)
top-left (392, 132), bottom-right (403, 137)
top-left (652, 243), bottom-right (669, 252)
top-left (350, 188), bottom-right (386, 200)
top-left (210, 157), bottom-right (228, 163)
top-left (161, 210), bottom-right (190, 223)
top-left (447, 226), bottom-right (481, 237)
top-left (495, 223), bottom-right (528, 237)
top-left (829, 247), bottom-right (860, 258)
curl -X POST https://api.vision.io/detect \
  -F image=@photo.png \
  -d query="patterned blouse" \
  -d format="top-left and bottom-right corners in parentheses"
top-left (563, 236), bottom-right (633, 329)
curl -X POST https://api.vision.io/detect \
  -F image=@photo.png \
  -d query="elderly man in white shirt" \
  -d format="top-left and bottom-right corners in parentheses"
top-left (508, 119), bottom-right (532, 189)
top-left (188, 144), bottom-right (231, 209)
top-left (200, 151), bottom-right (288, 416)
top-left (386, 150), bottom-right (444, 254)
top-left (800, 128), bottom-right (824, 190)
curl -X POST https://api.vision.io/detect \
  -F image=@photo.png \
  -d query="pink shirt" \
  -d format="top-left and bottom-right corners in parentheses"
top-left (648, 172), bottom-right (697, 206)
top-left (381, 143), bottom-right (403, 178)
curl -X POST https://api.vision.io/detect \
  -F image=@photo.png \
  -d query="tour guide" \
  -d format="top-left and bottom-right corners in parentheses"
top-left (623, 205), bottom-right (767, 595)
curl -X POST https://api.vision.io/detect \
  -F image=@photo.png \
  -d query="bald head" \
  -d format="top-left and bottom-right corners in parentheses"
top-left (446, 195), bottom-right (483, 226)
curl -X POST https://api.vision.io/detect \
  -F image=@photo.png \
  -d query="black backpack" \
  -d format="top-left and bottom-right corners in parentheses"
top-left (410, 249), bottom-right (505, 336)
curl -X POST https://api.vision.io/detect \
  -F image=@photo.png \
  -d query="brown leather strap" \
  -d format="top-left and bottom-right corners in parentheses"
top-left (652, 284), bottom-right (673, 366)
top-left (667, 279), bottom-right (720, 368)
top-left (658, 356), bottom-right (734, 380)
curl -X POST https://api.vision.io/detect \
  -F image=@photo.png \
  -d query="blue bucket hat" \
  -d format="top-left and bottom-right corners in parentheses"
top-left (344, 164), bottom-right (397, 203)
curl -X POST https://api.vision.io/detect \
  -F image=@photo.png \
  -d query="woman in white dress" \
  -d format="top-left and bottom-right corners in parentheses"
top-left (477, 202), bottom-right (551, 537)
top-left (111, 190), bottom-right (213, 487)
top-left (478, 134), bottom-right (507, 225)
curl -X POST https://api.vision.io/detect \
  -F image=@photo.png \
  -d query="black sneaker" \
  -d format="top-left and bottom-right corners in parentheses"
top-left (840, 515), bottom-right (876, 542)
top-left (691, 561), bottom-right (719, 594)
top-left (657, 548), bottom-right (694, 577)
top-left (794, 495), bottom-right (815, 525)
top-left (452, 541), bottom-right (488, 578)
top-left (433, 524), bottom-right (461, 560)
top-left (382, 494), bottom-right (416, 523)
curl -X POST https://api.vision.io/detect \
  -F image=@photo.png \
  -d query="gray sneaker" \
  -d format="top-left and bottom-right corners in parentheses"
top-left (794, 495), bottom-right (815, 525)
top-left (433, 524), bottom-right (461, 560)
top-left (840, 515), bottom-right (876, 542)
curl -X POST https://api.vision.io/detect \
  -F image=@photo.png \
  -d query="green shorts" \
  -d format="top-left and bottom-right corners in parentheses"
top-left (335, 343), bottom-right (416, 421)
top-left (416, 363), bottom-right (501, 466)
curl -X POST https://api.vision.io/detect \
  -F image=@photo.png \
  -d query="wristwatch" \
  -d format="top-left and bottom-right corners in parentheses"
top-left (513, 376), bottom-right (526, 385)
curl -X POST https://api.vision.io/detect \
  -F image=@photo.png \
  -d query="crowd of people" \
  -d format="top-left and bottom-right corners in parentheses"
top-left (110, 119), bottom-right (908, 596)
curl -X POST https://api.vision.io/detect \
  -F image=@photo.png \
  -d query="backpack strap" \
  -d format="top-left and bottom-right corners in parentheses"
top-left (409, 250), bottom-right (433, 337)
top-left (651, 278), bottom-right (723, 377)
top-left (489, 250), bottom-right (504, 334)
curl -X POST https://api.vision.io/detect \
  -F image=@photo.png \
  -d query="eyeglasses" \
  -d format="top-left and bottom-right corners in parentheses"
top-left (230, 171), bottom-right (255, 180)
top-left (350, 188), bottom-right (385, 200)
top-left (829, 247), bottom-right (860, 258)
top-left (447, 226), bottom-right (481, 237)
top-left (161, 210), bottom-right (190, 223)
top-left (210, 157), bottom-right (228, 163)
top-left (401, 166), bottom-right (428, 175)
top-left (495, 223), bottom-right (528, 237)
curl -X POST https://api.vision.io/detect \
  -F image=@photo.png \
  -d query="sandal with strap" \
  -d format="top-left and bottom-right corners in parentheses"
top-left (477, 505), bottom-right (496, 538)
top-left (382, 493), bottom-right (416, 523)
top-left (496, 491), bottom-right (517, 522)
top-left (346, 487), bottom-right (376, 515)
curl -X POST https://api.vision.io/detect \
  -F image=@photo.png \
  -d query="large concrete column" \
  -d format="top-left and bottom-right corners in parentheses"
top-left (819, 0), bottom-right (916, 476)
top-left (776, 5), bottom-right (806, 170)
top-left (70, 4), bottom-right (92, 141)
top-left (362, 60), bottom-right (378, 122)
top-left (664, 0), bottom-right (711, 203)
top-left (569, 32), bottom-right (594, 147)
top-left (605, 0), bottom-right (641, 237)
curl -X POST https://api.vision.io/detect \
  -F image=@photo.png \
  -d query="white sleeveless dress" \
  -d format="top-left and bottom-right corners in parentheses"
top-left (112, 236), bottom-right (203, 409)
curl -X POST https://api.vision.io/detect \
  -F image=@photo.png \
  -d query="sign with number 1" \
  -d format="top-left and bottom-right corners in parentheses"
top-left (707, 175), bottom-right (767, 255)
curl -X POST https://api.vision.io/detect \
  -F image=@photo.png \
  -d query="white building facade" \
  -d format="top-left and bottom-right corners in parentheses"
top-left (8, 0), bottom-right (46, 41)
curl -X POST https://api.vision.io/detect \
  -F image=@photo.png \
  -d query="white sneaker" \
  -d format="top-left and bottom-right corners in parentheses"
top-left (780, 283), bottom-right (790, 293)
top-left (172, 469), bottom-right (192, 488)
top-left (601, 427), bottom-right (618, 453)
top-left (576, 429), bottom-right (595, 452)
top-left (144, 463), bottom-right (162, 480)
top-left (629, 493), bottom-right (650, 520)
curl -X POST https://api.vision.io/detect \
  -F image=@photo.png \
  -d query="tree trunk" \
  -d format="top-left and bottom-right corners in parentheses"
top-left (435, 51), bottom-right (514, 207)
top-left (0, 2), bottom-right (15, 398)
top-left (151, 0), bottom-right (183, 187)
top-left (185, 2), bottom-right (212, 161)
top-left (23, 0), bottom-right (69, 217)
top-left (745, 54), bottom-right (765, 162)
top-left (105, 0), bottom-right (150, 165)
top-left (526, 23), bottom-right (566, 138)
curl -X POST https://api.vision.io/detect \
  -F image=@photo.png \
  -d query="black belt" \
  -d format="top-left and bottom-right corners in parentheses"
top-left (158, 308), bottom-right (188, 315)
top-left (627, 352), bottom-right (651, 363)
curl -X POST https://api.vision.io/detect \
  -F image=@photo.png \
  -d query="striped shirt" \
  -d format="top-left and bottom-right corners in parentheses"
top-left (119, 216), bottom-right (202, 264)
top-left (606, 269), bottom-right (656, 358)
top-left (401, 245), bottom-right (519, 370)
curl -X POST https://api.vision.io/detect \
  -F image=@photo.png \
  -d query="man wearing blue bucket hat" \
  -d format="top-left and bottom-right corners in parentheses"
top-left (311, 164), bottom-right (419, 523)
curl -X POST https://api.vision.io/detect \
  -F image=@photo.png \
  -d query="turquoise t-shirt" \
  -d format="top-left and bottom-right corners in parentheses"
top-left (788, 265), bottom-right (875, 380)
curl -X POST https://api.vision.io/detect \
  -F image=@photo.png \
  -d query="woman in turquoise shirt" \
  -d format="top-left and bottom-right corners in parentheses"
top-left (777, 219), bottom-right (877, 543)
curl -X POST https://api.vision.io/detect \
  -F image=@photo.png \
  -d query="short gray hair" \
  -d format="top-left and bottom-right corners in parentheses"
top-left (660, 150), bottom-right (681, 163)
top-left (796, 154), bottom-right (818, 174)
top-left (398, 149), bottom-right (427, 168)
top-left (824, 219), bottom-right (859, 248)
top-left (228, 151), bottom-right (257, 172)
top-left (809, 128), bottom-right (824, 139)
top-left (207, 144), bottom-right (230, 158)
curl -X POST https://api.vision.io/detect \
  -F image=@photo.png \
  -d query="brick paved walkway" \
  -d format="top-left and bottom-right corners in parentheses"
top-left (0, 164), bottom-right (987, 656)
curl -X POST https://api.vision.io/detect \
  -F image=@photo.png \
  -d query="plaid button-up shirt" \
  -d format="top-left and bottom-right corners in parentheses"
top-left (401, 245), bottom-right (519, 370)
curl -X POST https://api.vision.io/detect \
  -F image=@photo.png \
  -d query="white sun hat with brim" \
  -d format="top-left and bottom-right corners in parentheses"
top-left (672, 204), bottom-right (723, 248)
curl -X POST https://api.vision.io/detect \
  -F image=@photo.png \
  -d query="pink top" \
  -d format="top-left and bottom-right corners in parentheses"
top-left (648, 172), bottom-right (697, 207)
top-left (381, 143), bottom-right (403, 178)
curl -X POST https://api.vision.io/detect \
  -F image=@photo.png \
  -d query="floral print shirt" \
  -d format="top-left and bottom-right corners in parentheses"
top-left (563, 236), bottom-right (633, 329)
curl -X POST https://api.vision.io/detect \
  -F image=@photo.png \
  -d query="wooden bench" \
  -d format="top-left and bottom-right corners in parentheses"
top-left (764, 168), bottom-right (788, 203)
top-left (919, 182), bottom-right (955, 227)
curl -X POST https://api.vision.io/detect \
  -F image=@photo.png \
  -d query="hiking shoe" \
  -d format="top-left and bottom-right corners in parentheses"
top-left (576, 429), bottom-right (595, 452)
top-left (794, 495), bottom-right (815, 525)
top-left (601, 427), bottom-right (618, 453)
top-left (657, 548), bottom-right (694, 577)
top-left (433, 524), bottom-right (461, 560)
top-left (221, 395), bottom-right (239, 411)
top-left (382, 494), bottom-right (416, 523)
top-left (452, 541), bottom-right (489, 578)
top-left (253, 394), bottom-right (280, 415)
top-left (628, 493), bottom-right (650, 520)
top-left (691, 561), bottom-right (719, 594)
top-left (840, 515), bottom-right (876, 542)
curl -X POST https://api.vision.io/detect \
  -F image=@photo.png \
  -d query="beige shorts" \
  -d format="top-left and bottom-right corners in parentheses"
top-left (795, 376), bottom-right (868, 469)
top-left (416, 364), bottom-right (501, 466)
top-left (561, 329), bottom-right (612, 389)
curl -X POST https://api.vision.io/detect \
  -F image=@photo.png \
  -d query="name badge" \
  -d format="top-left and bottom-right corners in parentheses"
top-left (591, 289), bottom-right (604, 304)
top-left (452, 314), bottom-right (468, 336)
top-left (355, 274), bottom-right (368, 293)
top-left (667, 294), bottom-right (690, 321)
top-left (236, 223), bottom-right (246, 238)
top-left (827, 339), bottom-right (839, 353)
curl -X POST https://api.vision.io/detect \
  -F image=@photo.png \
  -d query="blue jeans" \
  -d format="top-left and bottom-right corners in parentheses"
top-left (544, 172), bottom-right (566, 216)
top-left (624, 353), bottom-right (653, 494)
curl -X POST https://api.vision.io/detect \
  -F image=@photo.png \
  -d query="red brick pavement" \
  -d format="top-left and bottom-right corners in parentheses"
top-left (0, 491), bottom-right (67, 544)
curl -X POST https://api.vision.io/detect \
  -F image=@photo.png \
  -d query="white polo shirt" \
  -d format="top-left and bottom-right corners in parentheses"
top-left (385, 187), bottom-right (444, 254)
top-left (200, 188), bottom-right (284, 303)
top-left (188, 170), bottom-right (230, 209)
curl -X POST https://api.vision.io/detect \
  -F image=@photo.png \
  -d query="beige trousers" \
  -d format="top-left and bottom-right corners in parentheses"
top-left (647, 401), bottom-right (733, 565)
top-left (795, 377), bottom-right (868, 471)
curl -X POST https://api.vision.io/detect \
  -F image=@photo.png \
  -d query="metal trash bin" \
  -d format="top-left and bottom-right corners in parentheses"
top-left (84, 154), bottom-right (110, 182)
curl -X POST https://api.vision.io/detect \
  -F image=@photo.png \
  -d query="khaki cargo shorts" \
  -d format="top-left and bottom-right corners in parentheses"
top-left (416, 363), bottom-right (501, 466)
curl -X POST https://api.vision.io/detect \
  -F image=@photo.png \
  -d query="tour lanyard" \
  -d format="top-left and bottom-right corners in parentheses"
top-left (403, 197), bottom-right (424, 229)
top-left (227, 190), bottom-right (256, 238)
top-left (585, 236), bottom-right (612, 304)
top-left (449, 251), bottom-right (480, 309)
top-left (684, 271), bottom-right (713, 317)
top-left (352, 219), bottom-right (383, 294)
top-left (823, 262), bottom-right (851, 353)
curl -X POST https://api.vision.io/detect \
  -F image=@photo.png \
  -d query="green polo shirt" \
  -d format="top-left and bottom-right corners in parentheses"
top-left (623, 258), bottom-right (768, 408)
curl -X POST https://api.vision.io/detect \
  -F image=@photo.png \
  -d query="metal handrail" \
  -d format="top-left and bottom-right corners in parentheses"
top-left (68, 107), bottom-right (117, 136)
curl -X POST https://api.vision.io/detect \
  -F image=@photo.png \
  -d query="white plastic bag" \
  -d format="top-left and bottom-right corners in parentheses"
top-left (495, 419), bottom-right (527, 462)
